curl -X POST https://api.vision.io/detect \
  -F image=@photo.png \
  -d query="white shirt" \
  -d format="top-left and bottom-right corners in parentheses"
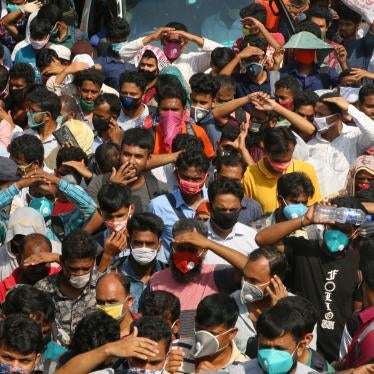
top-left (120, 37), bottom-right (222, 83)
top-left (117, 105), bottom-right (149, 131)
top-left (204, 220), bottom-right (258, 265)
top-left (307, 105), bottom-right (374, 197)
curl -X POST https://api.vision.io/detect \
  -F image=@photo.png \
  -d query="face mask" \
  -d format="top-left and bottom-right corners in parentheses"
top-left (194, 329), bottom-right (232, 358)
top-left (240, 279), bottom-right (269, 303)
top-left (340, 86), bottom-right (361, 104)
top-left (27, 111), bottom-right (48, 128)
top-left (159, 110), bottom-right (184, 152)
top-left (131, 246), bottom-right (158, 265)
top-left (211, 207), bottom-right (240, 230)
top-left (164, 42), bottom-right (182, 60)
top-left (128, 368), bottom-right (163, 374)
top-left (246, 62), bottom-right (263, 77)
top-left (112, 41), bottom-right (127, 54)
top-left (30, 36), bottom-right (49, 50)
top-left (92, 115), bottom-right (109, 133)
top-left (190, 106), bottom-right (210, 123)
top-left (313, 114), bottom-right (337, 133)
top-left (105, 218), bottom-right (129, 233)
top-left (140, 69), bottom-right (158, 83)
top-left (277, 99), bottom-right (294, 111)
top-left (281, 197), bottom-right (307, 220)
top-left (6, 3), bottom-right (21, 12)
top-left (323, 229), bottom-right (349, 253)
top-left (258, 348), bottom-right (297, 374)
top-left (178, 174), bottom-right (207, 195)
top-left (173, 250), bottom-right (200, 273)
top-left (56, 114), bottom-right (67, 127)
top-left (242, 27), bottom-right (257, 36)
top-left (97, 298), bottom-right (129, 320)
top-left (0, 361), bottom-right (32, 374)
top-left (69, 272), bottom-right (91, 288)
top-left (120, 96), bottom-right (141, 111)
top-left (267, 158), bottom-right (291, 173)
top-left (29, 197), bottom-right (54, 218)
top-left (9, 88), bottom-right (24, 103)
top-left (79, 97), bottom-right (95, 112)
top-left (358, 182), bottom-right (371, 190)
top-left (294, 49), bottom-right (315, 65)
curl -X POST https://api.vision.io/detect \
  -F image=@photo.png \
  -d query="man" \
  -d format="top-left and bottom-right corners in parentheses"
top-left (205, 178), bottom-right (258, 264)
top-left (0, 233), bottom-right (60, 302)
top-left (35, 230), bottom-right (98, 347)
top-left (96, 272), bottom-right (138, 337)
top-left (307, 93), bottom-right (374, 196)
top-left (293, 90), bottom-right (318, 141)
top-left (359, 84), bottom-right (374, 121)
top-left (243, 127), bottom-right (321, 212)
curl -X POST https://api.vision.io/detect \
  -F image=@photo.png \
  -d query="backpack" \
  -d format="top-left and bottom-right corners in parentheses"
top-left (344, 305), bottom-right (374, 368)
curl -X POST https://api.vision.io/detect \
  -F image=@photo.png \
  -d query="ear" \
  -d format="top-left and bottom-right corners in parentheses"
top-left (157, 239), bottom-right (163, 250)
top-left (212, 97), bottom-right (218, 108)
top-left (229, 328), bottom-right (238, 340)
top-left (172, 319), bottom-right (181, 335)
top-left (129, 203), bottom-right (136, 215)
top-left (127, 295), bottom-right (134, 308)
top-left (269, 118), bottom-right (277, 128)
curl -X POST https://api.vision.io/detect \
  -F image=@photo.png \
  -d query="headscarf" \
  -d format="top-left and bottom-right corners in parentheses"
top-left (344, 155), bottom-right (374, 196)
top-left (131, 45), bottom-right (170, 71)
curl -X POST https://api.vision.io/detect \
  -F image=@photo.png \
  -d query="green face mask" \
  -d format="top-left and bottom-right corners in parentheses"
top-left (79, 97), bottom-right (94, 112)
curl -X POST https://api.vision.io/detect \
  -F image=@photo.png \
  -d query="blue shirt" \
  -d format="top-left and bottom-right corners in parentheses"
top-left (14, 44), bottom-right (40, 82)
top-left (148, 188), bottom-right (209, 262)
top-left (343, 31), bottom-right (374, 70)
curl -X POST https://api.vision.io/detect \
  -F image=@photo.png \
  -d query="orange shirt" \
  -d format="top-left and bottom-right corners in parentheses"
top-left (256, 0), bottom-right (280, 33)
top-left (153, 122), bottom-right (215, 159)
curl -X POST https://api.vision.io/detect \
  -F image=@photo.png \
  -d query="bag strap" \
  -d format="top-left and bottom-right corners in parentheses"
top-left (144, 172), bottom-right (161, 199)
top-left (166, 193), bottom-right (187, 220)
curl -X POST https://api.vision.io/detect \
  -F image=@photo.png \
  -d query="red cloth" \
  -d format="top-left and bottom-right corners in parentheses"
top-left (52, 200), bottom-right (75, 216)
top-left (144, 86), bottom-right (157, 105)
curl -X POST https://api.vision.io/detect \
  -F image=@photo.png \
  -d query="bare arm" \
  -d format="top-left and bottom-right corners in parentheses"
top-left (146, 151), bottom-right (182, 170)
top-left (83, 210), bottom-right (104, 234)
top-left (212, 95), bottom-right (251, 126)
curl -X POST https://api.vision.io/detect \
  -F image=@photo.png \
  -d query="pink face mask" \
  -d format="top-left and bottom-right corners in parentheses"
top-left (105, 210), bottom-right (132, 233)
top-left (267, 158), bottom-right (291, 173)
top-left (278, 99), bottom-right (294, 111)
top-left (164, 42), bottom-right (182, 60)
top-left (159, 110), bottom-right (183, 152)
top-left (178, 174), bottom-right (207, 195)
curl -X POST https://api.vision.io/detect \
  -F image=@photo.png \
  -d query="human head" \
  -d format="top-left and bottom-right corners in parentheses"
top-left (60, 95), bottom-right (83, 124)
top-left (107, 17), bottom-right (130, 44)
top-left (60, 230), bottom-right (97, 289)
top-left (9, 134), bottom-right (44, 175)
top-left (156, 79), bottom-right (187, 116)
top-left (313, 92), bottom-right (343, 134)
top-left (240, 3), bottom-right (267, 36)
top-left (215, 152), bottom-right (247, 182)
top-left (129, 316), bottom-right (172, 370)
top-left (337, 4), bottom-right (361, 40)
top-left (0, 314), bottom-right (43, 372)
top-left (29, 16), bottom-right (52, 50)
top-left (96, 272), bottom-right (133, 321)
top-left (139, 290), bottom-right (181, 337)
top-left (161, 22), bottom-right (188, 61)
top-left (120, 128), bottom-right (154, 177)
top-left (306, 7), bottom-right (331, 39)
top-left (70, 41), bottom-right (94, 60)
top-left (171, 133), bottom-right (204, 154)
top-left (36, 48), bottom-right (61, 83)
top-left (294, 90), bottom-right (318, 123)
top-left (339, 69), bottom-right (362, 89)
top-left (119, 72), bottom-right (147, 113)
top-left (263, 128), bottom-right (297, 174)
top-left (98, 183), bottom-right (134, 232)
top-left (217, 124), bottom-right (240, 154)
top-left (359, 84), bottom-right (374, 121)
top-left (0, 65), bottom-right (8, 98)
top-left (210, 48), bottom-right (235, 75)
top-left (238, 36), bottom-right (267, 67)
top-left (94, 143), bottom-right (121, 174)
top-left (189, 73), bottom-right (219, 112)
top-left (274, 76), bottom-right (302, 111)
top-left (194, 294), bottom-right (239, 358)
top-left (138, 49), bottom-right (161, 83)
top-left (170, 219), bottom-right (208, 284)
top-left (345, 156), bottom-right (374, 197)
top-left (127, 212), bottom-right (164, 267)
top-left (9, 63), bottom-right (35, 104)
top-left (214, 75), bottom-right (236, 105)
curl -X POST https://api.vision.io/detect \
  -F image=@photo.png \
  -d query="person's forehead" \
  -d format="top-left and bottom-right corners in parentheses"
top-left (81, 80), bottom-right (100, 89)
top-left (122, 144), bottom-right (148, 155)
top-left (121, 82), bottom-right (142, 92)
top-left (24, 239), bottom-right (51, 254)
top-left (96, 276), bottom-right (127, 296)
top-left (131, 230), bottom-right (158, 241)
top-left (259, 332), bottom-right (296, 347)
top-left (160, 97), bottom-right (183, 108)
top-left (244, 256), bottom-right (270, 277)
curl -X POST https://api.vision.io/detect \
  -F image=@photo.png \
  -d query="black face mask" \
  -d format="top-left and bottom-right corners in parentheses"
top-left (92, 115), bottom-right (109, 134)
top-left (211, 207), bottom-right (240, 230)
top-left (139, 69), bottom-right (158, 83)
top-left (9, 88), bottom-right (25, 104)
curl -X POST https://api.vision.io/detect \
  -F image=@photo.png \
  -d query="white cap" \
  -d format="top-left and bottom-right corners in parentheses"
top-left (72, 53), bottom-right (94, 67)
top-left (48, 44), bottom-right (71, 61)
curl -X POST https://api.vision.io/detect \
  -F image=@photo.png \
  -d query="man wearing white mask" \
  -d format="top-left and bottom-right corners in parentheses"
top-left (307, 93), bottom-right (374, 197)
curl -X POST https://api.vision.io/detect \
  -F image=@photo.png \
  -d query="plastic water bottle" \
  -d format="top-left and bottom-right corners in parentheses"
top-left (313, 205), bottom-right (372, 225)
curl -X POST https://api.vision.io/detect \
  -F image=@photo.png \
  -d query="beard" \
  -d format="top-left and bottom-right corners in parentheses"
top-left (170, 259), bottom-right (202, 284)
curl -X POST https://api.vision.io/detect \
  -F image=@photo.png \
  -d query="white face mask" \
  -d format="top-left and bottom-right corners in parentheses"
top-left (340, 86), bottom-right (361, 104)
top-left (240, 278), bottom-right (270, 304)
top-left (313, 113), bottom-right (337, 133)
top-left (131, 246), bottom-right (158, 265)
top-left (30, 36), bottom-right (50, 50)
top-left (69, 272), bottom-right (91, 289)
top-left (194, 328), bottom-right (233, 358)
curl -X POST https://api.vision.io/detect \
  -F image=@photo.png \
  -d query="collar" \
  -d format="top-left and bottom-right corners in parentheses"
top-left (122, 256), bottom-right (163, 281)
top-left (314, 122), bottom-right (350, 143)
top-left (173, 187), bottom-right (209, 209)
top-left (207, 220), bottom-right (244, 240)
top-left (256, 158), bottom-right (295, 179)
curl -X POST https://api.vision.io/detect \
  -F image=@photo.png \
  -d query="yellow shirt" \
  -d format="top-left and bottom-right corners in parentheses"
top-left (243, 158), bottom-right (322, 213)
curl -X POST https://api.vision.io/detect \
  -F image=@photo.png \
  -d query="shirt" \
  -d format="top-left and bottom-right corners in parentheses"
top-left (342, 31), bottom-right (374, 70)
top-left (238, 197), bottom-right (263, 226)
top-left (117, 105), bottom-right (150, 131)
top-left (307, 105), bottom-right (374, 197)
top-left (204, 221), bottom-right (258, 265)
top-left (243, 158), bottom-right (322, 213)
top-left (23, 127), bottom-right (60, 159)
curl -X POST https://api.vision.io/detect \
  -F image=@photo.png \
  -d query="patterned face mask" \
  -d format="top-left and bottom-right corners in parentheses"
top-left (0, 361), bottom-right (32, 373)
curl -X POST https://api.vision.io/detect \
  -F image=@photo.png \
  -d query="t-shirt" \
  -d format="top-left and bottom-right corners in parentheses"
top-left (284, 237), bottom-right (360, 362)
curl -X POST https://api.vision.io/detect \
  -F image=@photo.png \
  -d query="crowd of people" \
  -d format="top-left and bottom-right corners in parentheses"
top-left (0, 0), bottom-right (373, 372)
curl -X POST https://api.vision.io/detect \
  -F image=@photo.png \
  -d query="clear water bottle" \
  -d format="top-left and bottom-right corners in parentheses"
top-left (313, 205), bottom-right (372, 225)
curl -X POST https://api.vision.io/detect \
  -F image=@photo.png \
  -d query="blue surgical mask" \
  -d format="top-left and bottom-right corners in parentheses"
top-left (323, 229), bottom-right (349, 253)
top-left (283, 203), bottom-right (308, 220)
top-left (29, 197), bottom-right (54, 218)
top-left (6, 3), bottom-right (21, 12)
top-left (112, 41), bottom-right (127, 54)
top-left (27, 111), bottom-right (48, 128)
top-left (258, 348), bottom-right (296, 374)
top-left (246, 62), bottom-right (263, 77)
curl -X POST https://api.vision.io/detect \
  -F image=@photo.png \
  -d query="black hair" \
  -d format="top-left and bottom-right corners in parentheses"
top-left (306, 7), bottom-right (331, 24)
top-left (61, 230), bottom-right (97, 261)
top-left (30, 16), bottom-right (53, 39)
top-left (107, 17), bottom-right (130, 41)
top-left (56, 146), bottom-right (88, 168)
top-left (196, 294), bottom-right (239, 329)
top-left (175, 150), bottom-right (210, 173)
top-left (211, 48), bottom-right (235, 71)
top-left (164, 22), bottom-right (188, 32)
top-left (122, 128), bottom-right (154, 153)
top-left (189, 73), bottom-right (220, 97)
top-left (94, 93), bottom-right (122, 117)
top-left (172, 218), bottom-right (208, 237)
top-left (9, 63), bottom-right (35, 86)
top-left (131, 316), bottom-right (172, 349)
top-left (9, 134), bottom-right (44, 165)
top-left (238, 35), bottom-right (268, 53)
top-left (257, 298), bottom-right (311, 342)
top-left (214, 75), bottom-right (236, 92)
top-left (329, 196), bottom-right (368, 214)
top-left (275, 76), bottom-right (302, 97)
top-left (294, 21), bottom-right (322, 38)
top-left (294, 90), bottom-right (319, 110)
top-left (25, 87), bottom-right (61, 120)
top-left (277, 172), bottom-right (315, 200)
top-left (95, 143), bottom-right (120, 174)
top-left (208, 178), bottom-right (244, 202)
top-left (127, 212), bottom-right (164, 238)
top-left (359, 238), bottom-right (374, 289)
top-left (139, 290), bottom-right (181, 323)
top-left (70, 311), bottom-right (120, 355)
top-left (248, 246), bottom-right (288, 280)
top-left (156, 77), bottom-right (187, 108)
top-left (317, 92), bottom-right (343, 115)
top-left (142, 49), bottom-right (157, 61)
top-left (337, 3), bottom-right (361, 24)
top-left (359, 84), bottom-right (374, 104)
top-left (0, 65), bottom-right (9, 91)
top-left (2, 285), bottom-right (55, 323)
top-left (215, 152), bottom-right (247, 176)
top-left (339, 69), bottom-right (356, 82)
top-left (37, 4), bottom-right (63, 24)
top-left (98, 183), bottom-right (132, 214)
top-left (263, 127), bottom-right (297, 154)
top-left (60, 95), bottom-right (83, 120)
top-left (220, 124), bottom-right (241, 142)
top-left (74, 69), bottom-right (105, 88)
top-left (240, 3), bottom-right (267, 24)
top-left (172, 134), bottom-right (204, 153)
top-left (0, 314), bottom-right (43, 355)
top-left (119, 71), bottom-right (147, 93)
top-left (36, 48), bottom-right (59, 72)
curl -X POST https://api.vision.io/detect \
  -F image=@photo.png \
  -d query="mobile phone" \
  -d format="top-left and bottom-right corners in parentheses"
top-left (53, 126), bottom-right (80, 147)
